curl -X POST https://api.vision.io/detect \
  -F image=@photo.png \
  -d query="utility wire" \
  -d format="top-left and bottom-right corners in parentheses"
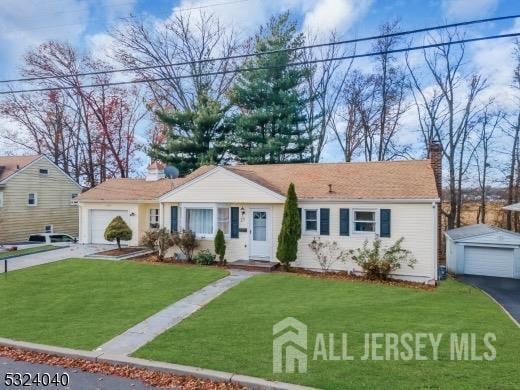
top-left (1, 31), bottom-right (518, 95)
top-left (1, 13), bottom-right (519, 85)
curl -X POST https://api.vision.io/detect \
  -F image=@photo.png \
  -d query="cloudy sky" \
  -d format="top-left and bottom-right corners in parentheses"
top-left (0, 0), bottom-right (519, 163)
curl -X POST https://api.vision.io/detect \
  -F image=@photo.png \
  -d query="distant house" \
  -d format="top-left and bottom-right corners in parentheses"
top-left (78, 145), bottom-right (442, 283)
top-left (0, 155), bottom-right (82, 244)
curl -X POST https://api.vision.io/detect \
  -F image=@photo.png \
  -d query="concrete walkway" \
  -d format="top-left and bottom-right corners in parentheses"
top-left (96, 269), bottom-right (255, 355)
top-left (0, 244), bottom-right (116, 273)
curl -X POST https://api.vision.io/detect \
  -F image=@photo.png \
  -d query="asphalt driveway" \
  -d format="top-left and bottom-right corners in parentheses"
top-left (0, 244), bottom-right (116, 274)
top-left (458, 274), bottom-right (520, 324)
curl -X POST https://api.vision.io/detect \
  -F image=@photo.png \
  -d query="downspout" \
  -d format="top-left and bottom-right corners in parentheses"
top-left (433, 201), bottom-right (438, 281)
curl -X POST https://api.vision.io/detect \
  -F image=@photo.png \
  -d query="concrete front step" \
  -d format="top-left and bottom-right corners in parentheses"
top-left (228, 260), bottom-right (280, 272)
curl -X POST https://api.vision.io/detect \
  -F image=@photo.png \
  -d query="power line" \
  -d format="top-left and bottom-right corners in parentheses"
top-left (1, 13), bottom-right (519, 85)
top-left (2, 31), bottom-right (519, 95)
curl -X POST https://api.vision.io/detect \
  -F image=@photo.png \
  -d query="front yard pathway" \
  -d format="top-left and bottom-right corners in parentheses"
top-left (96, 269), bottom-right (256, 356)
top-left (0, 244), bottom-right (115, 273)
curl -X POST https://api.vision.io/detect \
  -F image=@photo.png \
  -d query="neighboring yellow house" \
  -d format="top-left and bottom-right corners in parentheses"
top-left (78, 145), bottom-right (442, 283)
top-left (0, 155), bottom-right (82, 244)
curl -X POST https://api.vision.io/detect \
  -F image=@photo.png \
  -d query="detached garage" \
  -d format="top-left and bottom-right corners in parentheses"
top-left (445, 224), bottom-right (520, 279)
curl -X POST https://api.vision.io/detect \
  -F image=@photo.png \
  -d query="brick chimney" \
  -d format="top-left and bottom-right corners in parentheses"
top-left (429, 142), bottom-right (444, 266)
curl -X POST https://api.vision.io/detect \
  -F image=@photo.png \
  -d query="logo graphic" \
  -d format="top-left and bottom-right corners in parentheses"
top-left (273, 317), bottom-right (308, 373)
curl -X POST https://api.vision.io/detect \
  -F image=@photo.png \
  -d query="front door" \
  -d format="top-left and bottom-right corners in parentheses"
top-left (249, 208), bottom-right (271, 260)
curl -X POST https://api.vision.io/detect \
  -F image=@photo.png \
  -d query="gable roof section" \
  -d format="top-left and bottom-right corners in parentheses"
top-left (445, 224), bottom-right (520, 242)
top-left (225, 160), bottom-right (439, 200)
top-left (0, 155), bottom-right (41, 183)
top-left (78, 165), bottom-right (214, 202)
top-left (79, 159), bottom-right (439, 202)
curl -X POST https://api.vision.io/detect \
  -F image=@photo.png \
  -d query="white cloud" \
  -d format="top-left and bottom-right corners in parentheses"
top-left (442, 0), bottom-right (498, 20)
top-left (0, 0), bottom-right (90, 76)
top-left (303, 0), bottom-right (372, 34)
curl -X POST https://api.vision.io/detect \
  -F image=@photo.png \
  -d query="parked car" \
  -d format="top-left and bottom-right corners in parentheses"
top-left (28, 233), bottom-right (77, 244)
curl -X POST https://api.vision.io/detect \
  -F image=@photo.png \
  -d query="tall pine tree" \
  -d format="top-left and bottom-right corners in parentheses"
top-left (229, 12), bottom-right (314, 164)
top-left (149, 91), bottom-right (230, 175)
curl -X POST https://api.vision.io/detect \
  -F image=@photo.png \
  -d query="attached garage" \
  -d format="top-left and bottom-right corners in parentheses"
top-left (89, 209), bottom-right (131, 244)
top-left (445, 224), bottom-right (520, 279)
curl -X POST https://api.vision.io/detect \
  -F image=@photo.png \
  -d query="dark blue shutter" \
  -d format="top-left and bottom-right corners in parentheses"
top-left (170, 206), bottom-right (178, 233)
top-left (320, 208), bottom-right (330, 236)
top-left (231, 207), bottom-right (239, 238)
top-left (380, 209), bottom-right (391, 237)
top-left (340, 208), bottom-right (350, 236)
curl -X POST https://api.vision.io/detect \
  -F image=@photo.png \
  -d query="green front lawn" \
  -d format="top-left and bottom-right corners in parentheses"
top-left (0, 245), bottom-right (57, 260)
top-left (135, 274), bottom-right (520, 389)
top-left (0, 259), bottom-right (227, 349)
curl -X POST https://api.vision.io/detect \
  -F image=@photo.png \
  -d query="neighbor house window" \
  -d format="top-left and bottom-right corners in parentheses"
top-left (27, 193), bottom-right (37, 206)
top-left (44, 225), bottom-right (53, 233)
top-left (71, 193), bottom-right (78, 200)
top-left (149, 208), bottom-right (160, 229)
top-left (217, 207), bottom-right (230, 234)
top-left (39, 168), bottom-right (48, 176)
top-left (304, 209), bottom-right (318, 232)
top-left (186, 208), bottom-right (213, 235)
top-left (354, 210), bottom-right (376, 232)
top-left (0, 192), bottom-right (3, 208)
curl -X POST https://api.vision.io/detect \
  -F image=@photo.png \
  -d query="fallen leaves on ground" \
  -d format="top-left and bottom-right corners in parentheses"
top-left (0, 346), bottom-right (245, 389)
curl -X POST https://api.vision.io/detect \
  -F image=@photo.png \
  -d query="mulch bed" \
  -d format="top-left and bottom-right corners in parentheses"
top-left (94, 247), bottom-right (147, 257)
top-left (0, 346), bottom-right (243, 389)
top-left (128, 254), bottom-right (434, 290)
top-left (281, 268), bottom-right (437, 290)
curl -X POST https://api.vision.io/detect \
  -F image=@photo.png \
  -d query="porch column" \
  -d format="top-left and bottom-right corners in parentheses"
top-left (160, 203), bottom-right (165, 229)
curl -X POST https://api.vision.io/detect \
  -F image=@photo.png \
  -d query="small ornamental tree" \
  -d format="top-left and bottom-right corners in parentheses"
top-left (214, 229), bottom-right (226, 264)
top-left (104, 216), bottom-right (132, 249)
top-left (276, 183), bottom-right (301, 270)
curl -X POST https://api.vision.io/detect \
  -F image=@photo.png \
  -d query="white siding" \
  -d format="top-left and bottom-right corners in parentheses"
top-left (161, 169), bottom-right (283, 204)
top-left (289, 202), bottom-right (436, 282)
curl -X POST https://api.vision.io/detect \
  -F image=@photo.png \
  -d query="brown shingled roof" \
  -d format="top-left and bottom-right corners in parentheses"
top-left (225, 160), bottom-right (439, 200)
top-left (79, 160), bottom-right (439, 202)
top-left (0, 155), bottom-right (41, 182)
top-left (78, 165), bottom-right (214, 201)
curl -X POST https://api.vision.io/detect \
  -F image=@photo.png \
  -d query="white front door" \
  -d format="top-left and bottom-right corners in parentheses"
top-left (249, 208), bottom-right (271, 260)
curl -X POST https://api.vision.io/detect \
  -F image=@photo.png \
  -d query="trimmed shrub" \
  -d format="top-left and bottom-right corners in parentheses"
top-left (308, 238), bottom-right (348, 272)
top-left (214, 229), bottom-right (226, 264)
top-left (104, 216), bottom-right (132, 249)
top-left (276, 183), bottom-right (301, 270)
top-left (349, 236), bottom-right (416, 280)
top-left (141, 228), bottom-right (174, 261)
top-left (195, 249), bottom-right (216, 265)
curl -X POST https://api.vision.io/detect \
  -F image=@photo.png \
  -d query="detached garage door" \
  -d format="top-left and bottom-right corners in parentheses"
top-left (89, 210), bottom-right (130, 244)
top-left (464, 246), bottom-right (514, 278)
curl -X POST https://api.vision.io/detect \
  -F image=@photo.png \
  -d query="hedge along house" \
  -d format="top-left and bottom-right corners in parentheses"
top-left (78, 145), bottom-right (442, 282)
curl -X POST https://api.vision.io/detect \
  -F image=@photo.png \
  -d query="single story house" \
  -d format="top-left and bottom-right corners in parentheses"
top-left (445, 224), bottom-right (520, 279)
top-left (78, 145), bottom-right (442, 282)
top-left (0, 155), bottom-right (82, 244)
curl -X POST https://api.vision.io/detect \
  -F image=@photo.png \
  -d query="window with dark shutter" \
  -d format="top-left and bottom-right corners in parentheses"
top-left (320, 208), bottom-right (330, 235)
top-left (380, 209), bottom-right (391, 237)
top-left (170, 206), bottom-right (178, 233)
top-left (339, 208), bottom-right (350, 236)
top-left (231, 207), bottom-right (239, 238)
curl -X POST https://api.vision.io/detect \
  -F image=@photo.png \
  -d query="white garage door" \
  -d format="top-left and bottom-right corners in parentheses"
top-left (464, 246), bottom-right (514, 278)
top-left (89, 210), bottom-right (131, 244)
